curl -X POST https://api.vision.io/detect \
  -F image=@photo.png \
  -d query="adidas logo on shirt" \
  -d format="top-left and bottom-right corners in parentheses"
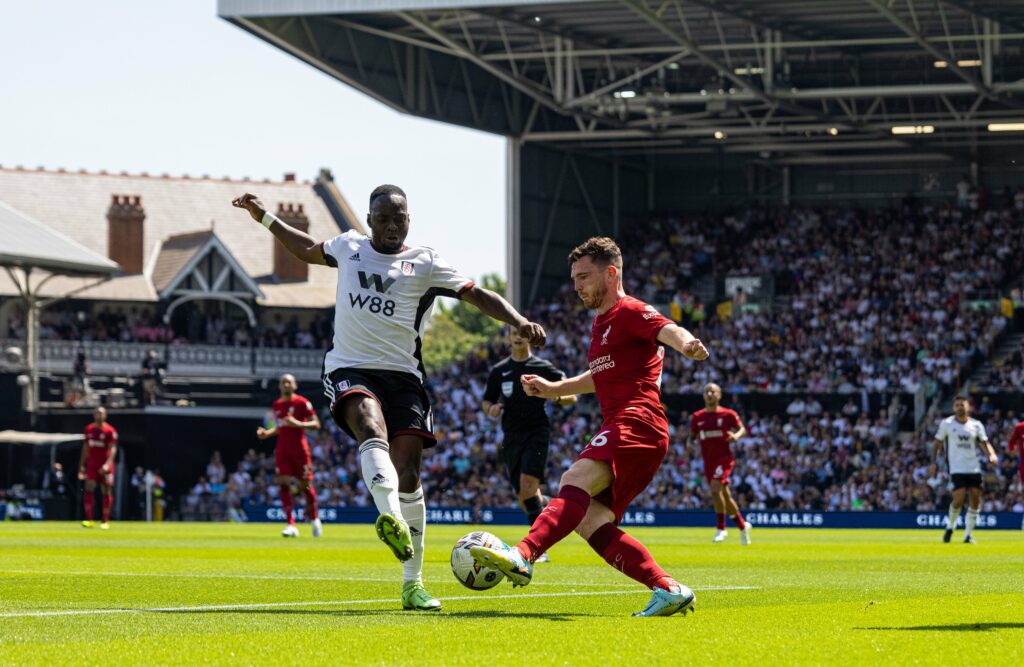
top-left (349, 253), bottom-right (361, 261)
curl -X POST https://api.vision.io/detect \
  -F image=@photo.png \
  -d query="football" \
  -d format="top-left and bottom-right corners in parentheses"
top-left (450, 531), bottom-right (507, 590)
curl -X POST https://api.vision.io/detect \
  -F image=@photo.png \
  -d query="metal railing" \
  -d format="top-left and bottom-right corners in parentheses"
top-left (1, 338), bottom-right (324, 379)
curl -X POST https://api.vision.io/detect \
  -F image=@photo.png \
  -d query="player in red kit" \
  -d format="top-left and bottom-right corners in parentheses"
top-left (691, 383), bottom-right (751, 545)
top-left (257, 374), bottom-right (322, 538)
top-left (472, 237), bottom-right (709, 617)
top-left (77, 406), bottom-right (117, 529)
top-left (1008, 419), bottom-right (1024, 530)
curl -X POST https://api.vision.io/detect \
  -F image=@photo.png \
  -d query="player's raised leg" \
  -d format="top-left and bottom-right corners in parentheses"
top-left (391, 434), bottom-right (439, 610)
top-left (338, 394), bottom-right (411, 560)
top-left (575, 499), bottom-right (695, 617)
top-left (472, 458), bottom-right (609, 586)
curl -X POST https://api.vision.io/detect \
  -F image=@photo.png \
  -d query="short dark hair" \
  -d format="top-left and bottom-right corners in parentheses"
top-left (369, 184), bottom-right (407, 207)
top-left (953, 395), bottom-right (969, 404)
top-left (567, 236), bottom-right (623, 269)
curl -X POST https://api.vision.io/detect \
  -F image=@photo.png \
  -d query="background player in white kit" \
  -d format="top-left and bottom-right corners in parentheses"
top-left (930, 396), bottom-right (998, 544)
top-left (233, 186), bottom-right (545, 611)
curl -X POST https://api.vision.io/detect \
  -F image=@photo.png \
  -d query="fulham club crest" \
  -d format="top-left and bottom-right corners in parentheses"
top-left (401, 261), bottom-right (414, 275)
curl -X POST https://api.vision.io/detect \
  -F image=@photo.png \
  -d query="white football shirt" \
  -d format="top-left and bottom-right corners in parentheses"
top-left (319, 231), bottom-right (473, 381)
top-left (934, 416), bottom-right (988, 474)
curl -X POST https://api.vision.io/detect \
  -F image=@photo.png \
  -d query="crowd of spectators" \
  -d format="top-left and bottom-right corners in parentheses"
top-left (170, 197), bottom-right (1024, 518)
top-left (183, 391), bottom-right (1023, 518)
top-left (7, 200), bottom-right (1021, 398)
top-left (4, 304), bottom-right (334, 350)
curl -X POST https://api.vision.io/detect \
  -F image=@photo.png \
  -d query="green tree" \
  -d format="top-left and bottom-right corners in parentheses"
top-left (448, 273), bottom-right (506, 338)
top-left (421, 308), bottom-right (487, 375)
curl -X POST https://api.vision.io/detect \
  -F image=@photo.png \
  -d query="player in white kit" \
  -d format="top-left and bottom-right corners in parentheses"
top-left (233, 186), bottom-right (545, 610)
top-left (930, 396), bottom-right (998, 544)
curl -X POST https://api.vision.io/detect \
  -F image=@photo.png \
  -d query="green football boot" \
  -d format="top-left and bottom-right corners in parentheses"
top-left (402, 580), bottom-right (442, 611)
top-left (375, 513), bottom-right (414, 562)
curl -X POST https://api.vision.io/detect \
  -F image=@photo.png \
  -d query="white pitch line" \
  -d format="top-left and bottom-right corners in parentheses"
top-left (0, 586), bottom-right (757, 619)
top-left (0, 569), bottom-right (757, 590)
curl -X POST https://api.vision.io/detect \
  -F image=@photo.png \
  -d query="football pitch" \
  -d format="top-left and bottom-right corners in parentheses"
top-left (1, 523), bottom-right (1021, 666)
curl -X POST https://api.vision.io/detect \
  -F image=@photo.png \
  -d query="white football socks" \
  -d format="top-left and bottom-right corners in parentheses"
top-left (946, 504), bottom-right (961, 531)
top-left (400, 488), bottom-right (426, 584)
top-left (358, 438), bottom-right (403, 518)
top-left (965, 508), bottom-right (979, 538)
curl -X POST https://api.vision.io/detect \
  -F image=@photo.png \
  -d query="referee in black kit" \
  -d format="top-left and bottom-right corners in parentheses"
top-left (482, 328), bottom-right (577, 541)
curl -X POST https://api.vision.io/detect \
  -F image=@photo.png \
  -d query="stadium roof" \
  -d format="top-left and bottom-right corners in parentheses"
top-left (0, 167), bottom-right (346, 307)
top-left (0, 201), bottom-right (119, 277)
top-left (220, 0), bottom-right (1024, 157)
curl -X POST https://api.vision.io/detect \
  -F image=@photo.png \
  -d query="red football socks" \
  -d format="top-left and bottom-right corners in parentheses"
top-left (587, 523), bottom-right (671, 590)
top-left (83, 492), bottom-right (95, 521)
top-left (280, 486), bottom-right (295, 525)
top-left (102, 493), bottom-right (112, 523)
top-left (304, 486), bottom-right (319, 521)
top-left (518, 485), bottom-right (590, 563)
top-left (716, 513), bottom-right (727, 530)
top-left (732, 512), bottom-right (746, 530)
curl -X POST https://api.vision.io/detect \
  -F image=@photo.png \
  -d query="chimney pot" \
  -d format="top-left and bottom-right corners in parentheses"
top-left (107, 193), bottom-right (145, 274)
top-left (284, 172), bottom-right (296, 182)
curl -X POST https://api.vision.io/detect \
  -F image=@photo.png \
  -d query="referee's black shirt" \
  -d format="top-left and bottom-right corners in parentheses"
top-left (483, 356), bottom-right (566, 433)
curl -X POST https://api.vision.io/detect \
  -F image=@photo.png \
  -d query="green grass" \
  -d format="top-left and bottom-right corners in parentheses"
top-left (1, 522), bottom-right (1022, 666)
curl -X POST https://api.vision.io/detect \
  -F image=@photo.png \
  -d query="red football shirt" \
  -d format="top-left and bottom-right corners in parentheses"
top-left (1009, 421), bottom-right (1024, 455)
top-left (84, 422), bottom-right (118, 467)
top-left (272, 394), bottom-right (314, 452)
top-left (587, 295), bottom-right (673, 424)
top-left (690, 408), bottom-right (743, 460)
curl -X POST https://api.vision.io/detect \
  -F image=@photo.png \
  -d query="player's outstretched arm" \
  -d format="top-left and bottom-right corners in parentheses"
top-left (232, 193), bottom-right (327, 266)
top-left (728, 424), bottom-right (747, 443)
top-left (657, 323), bottom-right (709, 360)
top-left (522, 371), bottom-right (595, 399)
top-left (460, 286), bottom-right (546, 347)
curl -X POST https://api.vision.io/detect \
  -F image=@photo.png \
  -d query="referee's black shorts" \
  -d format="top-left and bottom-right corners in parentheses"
top-left (501, 427), bottom-right (551, 492)
top-left (323, 367), bottom-right (437, 448)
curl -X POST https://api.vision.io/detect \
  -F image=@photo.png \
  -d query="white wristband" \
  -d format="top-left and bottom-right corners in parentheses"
top-left (260, 212), bottom-right (279, 229)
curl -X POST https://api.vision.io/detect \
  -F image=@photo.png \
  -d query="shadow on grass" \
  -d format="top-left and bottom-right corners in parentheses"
top-left (152, 608), bottom-right (598, 621)
top-left (855, 622), bottom-right (1024, 632)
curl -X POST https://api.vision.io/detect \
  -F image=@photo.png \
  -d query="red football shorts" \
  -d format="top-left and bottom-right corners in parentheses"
top-left (702, 454), bottom-right (736, 486)
top-left (577, 407), bottom-right (669, 524)
top-left (275, 445), bottom-right (313, 480)
top-left (85, 461), bottom-right (114, 486)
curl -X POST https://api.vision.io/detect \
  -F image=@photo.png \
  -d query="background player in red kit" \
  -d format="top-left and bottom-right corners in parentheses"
top-left (691, 383), bottom-right (751, 545)
top-left (78, 406), bottom-right (117, 529)
top-left (1008, 419), bottom-right (1024, 530)
top-left (472, 236), bottom-right (709, 617)
top-left (257, 374), bottom-right (322, 538)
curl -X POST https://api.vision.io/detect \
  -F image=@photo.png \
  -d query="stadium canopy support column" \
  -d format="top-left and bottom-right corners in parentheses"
top-left (782, 167), bottom-right (791, 206)
top-left (507, 137), bottom-right (522, 310)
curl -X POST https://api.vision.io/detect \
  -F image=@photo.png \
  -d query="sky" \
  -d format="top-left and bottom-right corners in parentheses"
top-left (0, 0), bottom-right (507, 283)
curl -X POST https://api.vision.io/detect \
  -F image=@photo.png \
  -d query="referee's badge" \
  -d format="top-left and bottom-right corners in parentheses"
top-left (501, 381), bottom-right (514, 397)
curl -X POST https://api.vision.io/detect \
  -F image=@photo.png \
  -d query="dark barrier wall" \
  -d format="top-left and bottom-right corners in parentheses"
top-left (4, 501), bottom-right (1018, 529)
top-left (238, 505), bottom-right (1022, 531)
